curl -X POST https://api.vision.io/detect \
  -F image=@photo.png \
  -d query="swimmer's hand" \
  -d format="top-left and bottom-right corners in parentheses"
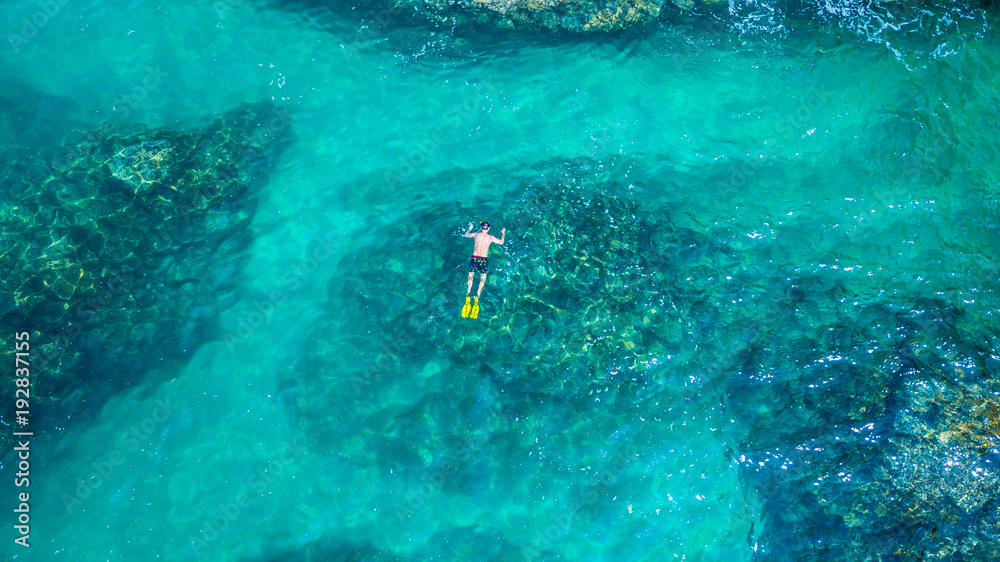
top-left (501, 228), bottom-right (506, 234)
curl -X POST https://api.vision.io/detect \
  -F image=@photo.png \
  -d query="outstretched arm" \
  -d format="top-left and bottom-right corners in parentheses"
top-left (493, 228), bottom-right (506, 244)
top-left (463, 222), bottom-right (475, 238)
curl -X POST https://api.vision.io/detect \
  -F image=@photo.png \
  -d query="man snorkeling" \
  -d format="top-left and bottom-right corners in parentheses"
top-left (461, 221), bottom-right (505, 319)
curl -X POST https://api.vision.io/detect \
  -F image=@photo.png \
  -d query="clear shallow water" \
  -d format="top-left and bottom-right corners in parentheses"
top-left (2, 0), bottom-right (999, 560)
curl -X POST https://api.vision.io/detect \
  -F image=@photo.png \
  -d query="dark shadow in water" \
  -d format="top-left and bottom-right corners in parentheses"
top-left (0, 80), bottom-right (92, 166)
top-left (0, 95), bottom-right (295, 457)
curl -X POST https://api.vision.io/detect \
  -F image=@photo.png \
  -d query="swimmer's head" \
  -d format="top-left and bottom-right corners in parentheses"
top-left (480, 221), bottom-right (490, 230)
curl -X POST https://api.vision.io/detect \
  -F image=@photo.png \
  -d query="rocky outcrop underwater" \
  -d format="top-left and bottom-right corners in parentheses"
top-left (284, 156), bottom-right (1000, 559)
top-left (0, 97), bottom-right (294, 451)
top-left (276, 0), bottom-right (725, 33)
top-left (727, 293), bottom-right (1000, 558)
top-left (278, 0), bottom-right (989, 35)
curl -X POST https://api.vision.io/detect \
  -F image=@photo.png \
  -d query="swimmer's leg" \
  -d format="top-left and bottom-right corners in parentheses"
top-left (476, 273), bottom-right (487, 297)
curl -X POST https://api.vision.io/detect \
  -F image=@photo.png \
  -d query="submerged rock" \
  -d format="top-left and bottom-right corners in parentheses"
top-left (448, 0), bottom-right (665, 32)
top-left (292, 154), bottom-right (1000, 557)
top-left (108, 137), bottom-right (176, 192)
top-left (305, 0), bottom-right (723, 33)
top-left (343, 0), bottom-right (665, 32)
top-left (297, 158), bottom-right (707, 449)
top-left (288, 0), bottom-right (985, 44)
top-left (0, 101), bottom-right (293, 449)
top-left (727, 295), bottom-right (1000, 560)
top-left (289, 157), bottom-right (760, 558)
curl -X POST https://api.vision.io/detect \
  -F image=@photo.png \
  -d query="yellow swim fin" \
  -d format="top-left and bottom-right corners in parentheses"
top-left (461, 296), bottom-right (472, 318)
top-left (470, 297), bottom-right (480, 319)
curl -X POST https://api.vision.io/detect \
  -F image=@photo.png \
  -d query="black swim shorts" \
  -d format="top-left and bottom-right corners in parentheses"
top-left (469, 256), bottom-right (488, 274)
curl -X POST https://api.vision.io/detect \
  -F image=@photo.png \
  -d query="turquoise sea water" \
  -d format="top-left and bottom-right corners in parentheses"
top-left (2, 0), bottom-right (1000, 560)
